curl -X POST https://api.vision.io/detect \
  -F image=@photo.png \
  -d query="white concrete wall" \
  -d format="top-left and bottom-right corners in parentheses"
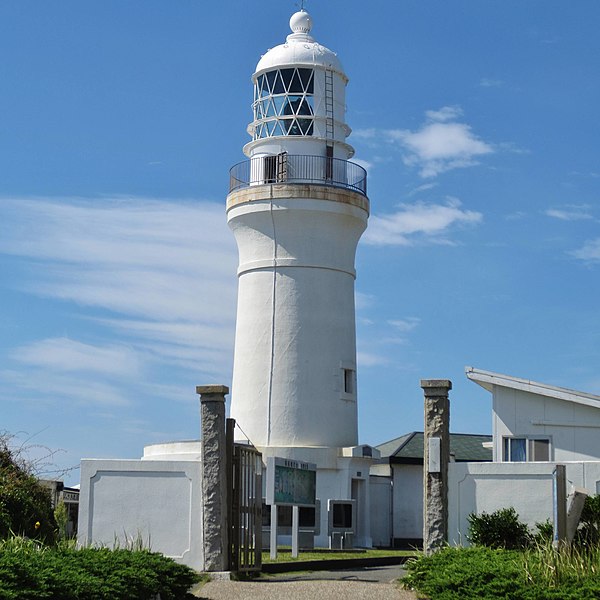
top-left (392, 464), bottom-right (423, 541)
top-left (78, 459), bottom-right (204, 570)
top-left (493, 386), bottom-right (600, 462)
top-left (369, 475), bottom-right (392, 547)
top-left (448, 461), bottom-right (600, 546)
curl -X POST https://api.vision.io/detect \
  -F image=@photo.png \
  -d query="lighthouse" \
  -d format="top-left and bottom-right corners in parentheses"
top-left (227, 9), bottom-right (375, 546)
top-left (228, 8), bottom-right (369, 449)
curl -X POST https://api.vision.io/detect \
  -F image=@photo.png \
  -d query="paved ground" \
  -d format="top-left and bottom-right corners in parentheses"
top-left (192, 565), bottom-right (419, 600)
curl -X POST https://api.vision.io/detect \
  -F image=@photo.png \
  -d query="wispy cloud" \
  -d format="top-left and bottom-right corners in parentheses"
top-left (363, 197), bottom-right (482, 246)
top-left (545, 205), bottom-right (594, 221)
top-left (479, 78), bottom-right (504, 88)
top-left (357, 351), bottom-right (390, 368)
top-left (0, 368), bottom-right (131, 408)
top-left (408, 182), bottom-right (438, 197)
top-left (388, 317), bottom-right (420, 333)
top-left (570, 239), bottom-right (600, 263)
top-left (354, 106), bottom-right (494, 178)
top-left (13, 337), bottom-right (142, 377)
top-left (0, 196), bottom-right (239, 406)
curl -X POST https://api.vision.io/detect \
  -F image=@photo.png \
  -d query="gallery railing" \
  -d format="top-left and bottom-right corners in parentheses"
top-left (229, 154), bottom-right (367, 196)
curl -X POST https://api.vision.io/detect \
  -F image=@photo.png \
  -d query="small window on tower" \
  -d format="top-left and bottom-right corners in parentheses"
top-left (344, 369), bottom-right (354, 395)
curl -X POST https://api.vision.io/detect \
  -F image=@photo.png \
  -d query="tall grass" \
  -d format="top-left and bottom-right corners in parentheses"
top-left (524, 540), bottom-right (600, 587)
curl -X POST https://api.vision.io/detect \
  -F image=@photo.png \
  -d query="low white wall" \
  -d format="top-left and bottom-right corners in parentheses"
top-left (449, 461), bottom-right (600, 546)
top-left (393, 464), bottom-right (423, 541)
top-left (369, 475), bottom-right (392, 547)
top-left (78, 459), bottom-right (204, 570)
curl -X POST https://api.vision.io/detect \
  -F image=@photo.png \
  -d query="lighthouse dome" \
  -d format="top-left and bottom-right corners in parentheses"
top-left (255, 10), bottom-right (345, 79)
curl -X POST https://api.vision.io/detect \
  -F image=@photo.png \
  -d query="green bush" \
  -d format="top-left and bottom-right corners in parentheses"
top-left (0, 438), bottom-right (56, 544)
top-left (402, 546), bottom-right (527, 599)
top-left (402, 545), bottom-right (600, 600)
top-left (467, 507), bottom-right (531, 549)
top-left (575, 494), bottom-right (600, 547)
top-left (0, 539), bottom-right (202, 600)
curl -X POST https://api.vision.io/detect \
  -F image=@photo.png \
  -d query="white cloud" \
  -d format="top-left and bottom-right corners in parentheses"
top-left (363, 198), bottom-right (483, 246)
top-left (357, 351), bottom-right (390, 368)
top-left (0, 368), bottom-right (131, 407)
top-left (545, 205), bottom-right (593, 221)
top-left (388, 317), bottom-right (420, 333)
top-left (479, 78), bottom-right (504, 88)
top-left (355, 106), bottom-right (494, 178)
top-left (0, 196), bottom-right (239, 404)
top-left (13, 337), bottom-right (142, 377)
top-left (425, 106), bottom-right (463, 122)
top-left (570, 239), bottom-right (600, 263)
top-left (355, 292), bottom-right (376, 310)
top-left (408, 182), bottom-right (438, 197)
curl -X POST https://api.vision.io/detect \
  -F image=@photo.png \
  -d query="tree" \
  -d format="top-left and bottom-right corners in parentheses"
top-left (0, 432), bottom-right (57, 544)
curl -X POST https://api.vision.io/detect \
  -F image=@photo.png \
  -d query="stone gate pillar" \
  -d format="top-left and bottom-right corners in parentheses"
top-left (197, 384), bottom-right (229, 571)
top-left (421, 379), bottom-right (451, 555)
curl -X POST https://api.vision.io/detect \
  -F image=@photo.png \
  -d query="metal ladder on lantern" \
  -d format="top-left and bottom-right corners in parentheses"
top-left (324, 69), bottom-right (334, 181)
top-left (324, 69), bottom-right (334, 141)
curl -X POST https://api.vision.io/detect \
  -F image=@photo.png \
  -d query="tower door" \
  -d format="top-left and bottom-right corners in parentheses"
top-left (263, 152), bottom-right (287, 184)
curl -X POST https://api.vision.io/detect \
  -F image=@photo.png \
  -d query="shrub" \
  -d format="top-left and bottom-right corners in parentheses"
top-left (574, 494), bottom-right (600, 547)
top-left (467, 507), bottom-right (530, 549)
top-left (402, 545), bottom-right (600, 600)
top-left (0, 540), bottom-right (202, 600)
top-left (0, 437), bottom-right (56, 544)
top-left (533, 519), bottom-right (553, 544)
top-left (402, 546), bottom-right (527, 599)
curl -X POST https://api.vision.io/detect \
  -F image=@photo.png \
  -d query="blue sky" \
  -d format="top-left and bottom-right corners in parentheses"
top-left (1, 1), bottom-right (599, 484)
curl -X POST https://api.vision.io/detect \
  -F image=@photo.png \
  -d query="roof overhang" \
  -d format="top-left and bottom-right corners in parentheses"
top-left (465, 366), bottom-right (600, 410)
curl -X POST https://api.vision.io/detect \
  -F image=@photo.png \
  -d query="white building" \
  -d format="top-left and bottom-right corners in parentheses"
top-left (227, 9), bottom-right (377, 547)
top-left (466, 366), bottom-right (600, 463)
top-left (448, 367), bottom-right (600, 545)
top-left (370, 432), bottom-right (492, 548)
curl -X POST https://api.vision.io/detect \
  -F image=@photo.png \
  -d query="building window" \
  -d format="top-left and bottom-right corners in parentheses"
top-left (503, 437), bottom-right (550, 462)
top-left (252, 68), bottom-right (315, 139)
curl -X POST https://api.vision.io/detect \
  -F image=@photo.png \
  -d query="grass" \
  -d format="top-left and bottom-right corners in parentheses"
top-left (263, 548), bottom-right (417, 563)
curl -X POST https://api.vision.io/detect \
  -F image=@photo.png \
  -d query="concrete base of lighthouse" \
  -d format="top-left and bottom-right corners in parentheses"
top-left (260, 444), bottom-right (379, 548)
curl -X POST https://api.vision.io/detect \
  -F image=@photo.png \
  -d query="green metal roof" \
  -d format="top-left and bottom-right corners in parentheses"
top-left (376, 432), bottom-right (492, 463)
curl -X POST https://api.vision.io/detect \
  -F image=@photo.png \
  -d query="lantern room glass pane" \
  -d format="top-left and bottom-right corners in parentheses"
top-left (298, 68), bottom-right (314, 93)
top-left (272, 96), bottom-right (286, 116)
top-left (272, 71), bottom-right (285, 94)
top-left (289, 69), bottom-right (303, 93)
top-left (280, 68), bottom-right (294, 89)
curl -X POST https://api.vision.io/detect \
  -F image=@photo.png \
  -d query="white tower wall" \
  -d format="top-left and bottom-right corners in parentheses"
top-left (228, 193), bottom-right (366, 447)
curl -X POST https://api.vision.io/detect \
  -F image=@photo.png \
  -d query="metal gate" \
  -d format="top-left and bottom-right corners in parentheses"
top-left (226, 419), bottom-right (263, 573)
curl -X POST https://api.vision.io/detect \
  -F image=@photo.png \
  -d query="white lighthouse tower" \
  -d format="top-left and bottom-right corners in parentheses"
top-left (227, 9), bottom-right (375, 546)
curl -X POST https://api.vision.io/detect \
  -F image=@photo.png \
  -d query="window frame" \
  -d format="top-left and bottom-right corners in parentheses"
top-left (502, 436), bottom-right (551, 462)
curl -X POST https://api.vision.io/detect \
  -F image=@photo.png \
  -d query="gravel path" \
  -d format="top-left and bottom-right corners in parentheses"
top-left (194, 579), bottom-right (418, 600)
top-left (192, 565), bottom-right (419, 600)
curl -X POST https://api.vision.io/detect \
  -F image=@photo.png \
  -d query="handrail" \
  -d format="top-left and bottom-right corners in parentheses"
top-left (229, 154), bottom-right (367, 196)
